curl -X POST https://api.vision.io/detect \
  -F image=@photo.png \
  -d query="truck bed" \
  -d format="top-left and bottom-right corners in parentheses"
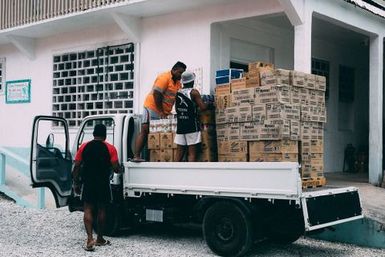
top-left (123, 162), bottom-right (302, 200)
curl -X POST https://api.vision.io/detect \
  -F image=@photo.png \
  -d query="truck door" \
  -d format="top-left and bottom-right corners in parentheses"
top-left (30, 116), bottom-right (72, 208)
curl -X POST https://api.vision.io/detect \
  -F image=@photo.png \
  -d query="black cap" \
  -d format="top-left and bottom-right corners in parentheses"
top-left (93, 124), bottom-right (106, 138)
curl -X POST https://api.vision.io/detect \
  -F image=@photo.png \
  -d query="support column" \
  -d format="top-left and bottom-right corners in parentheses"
top-left (293, 11), bottom-right (312, 73)
top-left (369, 35), bottom-right (384, 185)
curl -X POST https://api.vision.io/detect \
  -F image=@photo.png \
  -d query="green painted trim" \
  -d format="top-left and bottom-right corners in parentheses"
top-left (309, 218), bottom-right (385, 249)
top-left (0, 185), bottom-right (35, 208)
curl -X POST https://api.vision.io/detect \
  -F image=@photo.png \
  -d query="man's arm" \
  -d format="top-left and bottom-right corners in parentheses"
top-left (111, 161), bottom-right (121, 174)
top-left (153, 90), bottom-right (166, 117)
top-left (72, 160), bottom-right (82, 194)
top-left (191, 89), bottom-right (213, 111)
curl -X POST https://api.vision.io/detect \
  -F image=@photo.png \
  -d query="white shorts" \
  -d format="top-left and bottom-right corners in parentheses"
top-left (174, 132), bottom-right (201, 146)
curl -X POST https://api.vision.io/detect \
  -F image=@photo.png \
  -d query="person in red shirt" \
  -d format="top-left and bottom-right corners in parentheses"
top-left (72, 124), bottom-right (120, 251)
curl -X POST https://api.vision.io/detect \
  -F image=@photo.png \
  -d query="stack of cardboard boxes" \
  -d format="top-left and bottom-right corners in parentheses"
top-left (148, 118), bottom-right (178, 162)
top-left (214, 62), bottom-right (327, 187)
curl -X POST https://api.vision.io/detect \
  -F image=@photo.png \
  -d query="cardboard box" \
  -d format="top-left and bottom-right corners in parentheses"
top-left (217, 140), bottom-right (248, 155)
top-left (291, 71), bottom-right (306, 87)
top-left (259, 67), bottom-right (277, 87)
top-left (218, 153), bottom-right (248, 162)
top-left (238, 104), bottom-right (253, 122)
top-left (315, 75), bottom-right (327, 92)
top-left (249, 153), bottom-right (298, 162)
top-left (160, 132), bottom-right (173, 149)
top-left (228, 123), bottom-right (241, 140)
top-left (150, 149), bottom-right (161, 162)
top-left (310, 139), bottom-right (324, 153)
top-left (258, 124), bottom-right (282, 140)
top-left (215, 94), bottom-right (232, 110)
top-left (215, 83), bottom-right (231, 96)
top-left (160, 149), bottom-right (173, 162)
top-left (275, 69), bottom-right (291, 86)
top-left (304, 74), bottom-right (316, 90)
top-left (231, 88), bottom-right (255, 105)
top-left (251, 104), bottom-right (266, 124)
top-left (216, 124), bottom-right (228, 140)
top-left (248, 61), bottom-right (274, 71)
top-left (291, 86), bottom-right (301, 105)
top-left (148, 133), bottom-right (160, 149)
top-left (215, 110), bottom-right (226, 124)
top-left (246, 77), bottom-right (260, 88)
top-left (266, 103), bottom-right (300, 121)
top-left (225, 106), bottom-right (239, 123)
top-left (255, 85), bottom-right (291, 104)
top-left (240, 122), bottom-right (260, 141)
top-left (290, 120), bottom-right (301, 141)
top-left (230, 78), bottom-right (247, 91)
top-left (249, 140), bottom-right (298, 154)
top-left (264, 119), bottom-right (291, 139)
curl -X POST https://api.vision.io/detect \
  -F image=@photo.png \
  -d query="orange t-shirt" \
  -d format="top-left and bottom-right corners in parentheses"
top-left (144, 71), bottom-right (181, 115)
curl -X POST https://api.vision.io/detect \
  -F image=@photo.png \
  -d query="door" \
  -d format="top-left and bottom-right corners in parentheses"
top-left (30, 116), bottom-right (72, 207)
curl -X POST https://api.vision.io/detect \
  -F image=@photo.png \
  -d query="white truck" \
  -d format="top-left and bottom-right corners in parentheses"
top-left (30, 114), bottom-right (363, 257)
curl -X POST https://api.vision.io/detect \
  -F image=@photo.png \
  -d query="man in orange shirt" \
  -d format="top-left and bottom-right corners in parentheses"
top-left (134, 61), bottom-right (186, 161)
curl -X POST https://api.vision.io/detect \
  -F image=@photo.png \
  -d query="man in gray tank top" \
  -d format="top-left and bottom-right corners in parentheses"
top-left (174, 71), bottom-right (213, 161)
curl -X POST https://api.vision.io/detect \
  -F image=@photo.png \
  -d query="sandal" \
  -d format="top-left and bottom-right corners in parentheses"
top-left (95, 239), bottom-right (111, 246)
top-left (83, 241), bottom-right (95, 251)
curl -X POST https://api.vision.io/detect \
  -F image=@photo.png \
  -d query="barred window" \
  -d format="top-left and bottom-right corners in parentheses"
top-left (52, 43), bottom-right (135, 127)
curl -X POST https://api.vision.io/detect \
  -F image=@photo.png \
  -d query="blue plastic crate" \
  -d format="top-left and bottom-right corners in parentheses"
top-left (215, 76), bottom-right (230, 84)
top-left (215, 69), bottom-right (243, 79)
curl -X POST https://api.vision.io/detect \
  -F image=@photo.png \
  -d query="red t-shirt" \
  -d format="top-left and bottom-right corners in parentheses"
top-left (75, 140), bottom-right (118, 163)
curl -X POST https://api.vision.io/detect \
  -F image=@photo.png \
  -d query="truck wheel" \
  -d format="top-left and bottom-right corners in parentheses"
top-left (93, 203), bottom-right (121, 236)
top-left (203, 201), bottom-right (253, 257)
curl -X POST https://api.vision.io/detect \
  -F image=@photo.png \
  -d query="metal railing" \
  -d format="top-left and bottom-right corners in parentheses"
top-left (0, 0), bottom-right (127, 30)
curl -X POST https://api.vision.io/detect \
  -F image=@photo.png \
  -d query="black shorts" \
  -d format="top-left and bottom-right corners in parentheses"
top-left (81, 181), bottom-right (112, 204)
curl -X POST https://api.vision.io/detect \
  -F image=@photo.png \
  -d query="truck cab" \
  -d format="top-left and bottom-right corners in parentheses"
top-left (30, 114), bottom-right (363, 257)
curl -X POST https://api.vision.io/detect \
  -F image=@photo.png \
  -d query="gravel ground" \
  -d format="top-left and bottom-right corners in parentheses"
top-left (1, 194), bottom-right (385, 257)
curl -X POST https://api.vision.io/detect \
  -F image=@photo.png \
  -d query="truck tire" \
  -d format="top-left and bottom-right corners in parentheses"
top-left (203, 201), bottom-right (253, 257)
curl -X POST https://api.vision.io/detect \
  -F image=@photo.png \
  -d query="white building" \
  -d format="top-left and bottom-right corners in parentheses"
top-left (0, 0), bottom-right (384, 184)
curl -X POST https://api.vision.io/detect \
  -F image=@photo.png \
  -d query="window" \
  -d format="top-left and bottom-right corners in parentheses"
top-left (338, 65), bottom-right (355, 103)
top-left (0, 58), bottom-right (5, 94)
top-left (52, 43), bottom-right (135, 127)
top-left (311, 58), bottom-right (330, 98)
top-left (338, 65), bottom-right (355, 131)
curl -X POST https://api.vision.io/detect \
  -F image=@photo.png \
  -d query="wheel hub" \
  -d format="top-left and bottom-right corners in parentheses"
top-left (216, 218), bottom-right (234, 241)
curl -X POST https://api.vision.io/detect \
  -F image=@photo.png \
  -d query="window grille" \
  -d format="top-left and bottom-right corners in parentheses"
top-left (52, 43), bottom-right (134, 127)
